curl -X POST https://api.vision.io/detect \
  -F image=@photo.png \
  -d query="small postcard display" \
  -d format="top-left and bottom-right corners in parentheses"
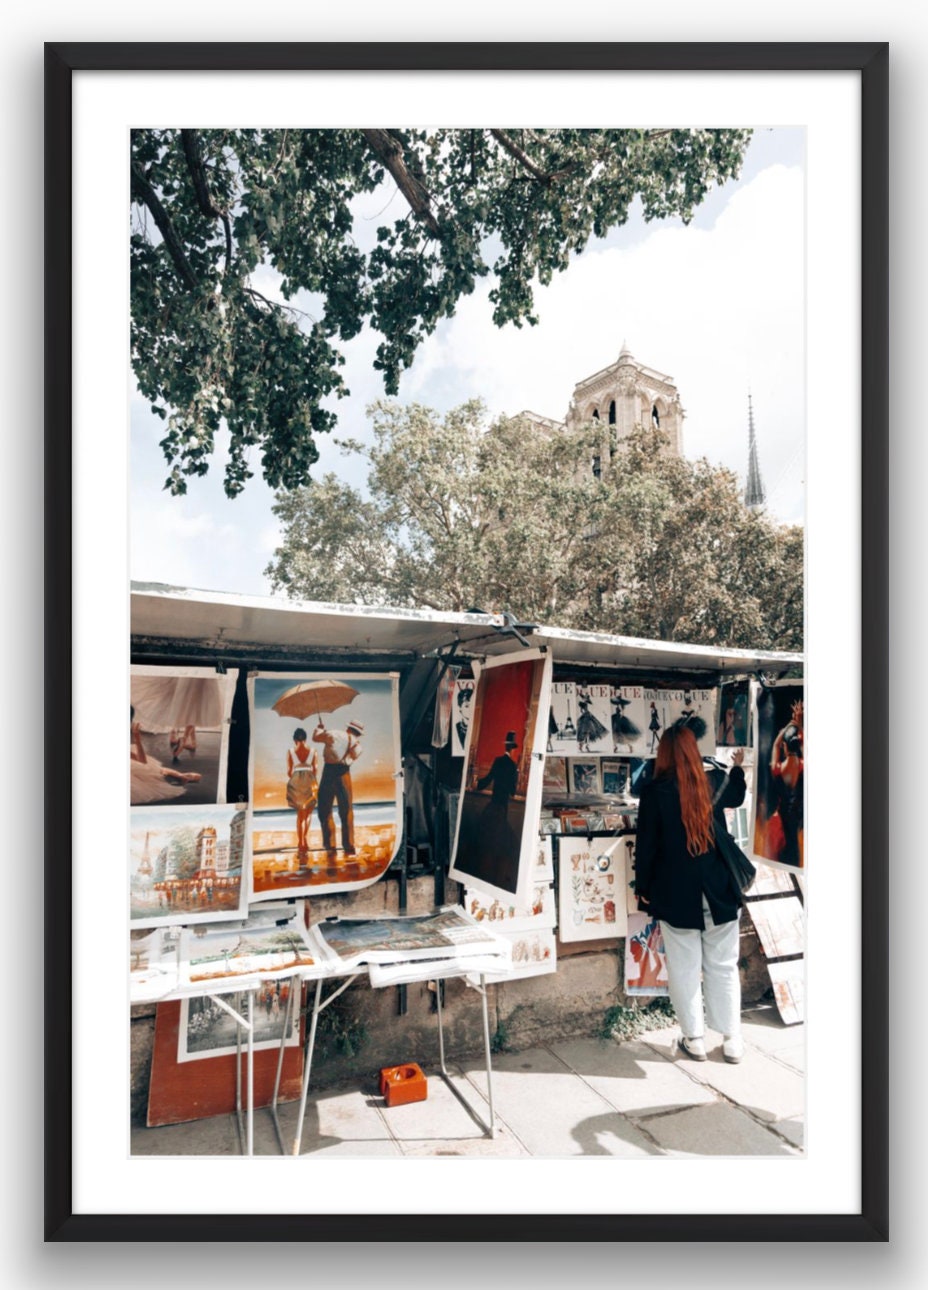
top-left (247, 670), bottom-right (403, 900)
top-left (751, 680), bottom-right (804, 869)
top-left (129, 664), bottom-right (243, 929)
top-left (624, 913), bottom-right (670, 997)
top-left (557, 835), bottom-right (628, 943)
top-left (449, 649), bottom-right (554, 913)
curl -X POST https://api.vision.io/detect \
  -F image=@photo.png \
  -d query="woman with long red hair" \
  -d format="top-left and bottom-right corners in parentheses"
top-left (635, 724), bottom-right (747, 1063)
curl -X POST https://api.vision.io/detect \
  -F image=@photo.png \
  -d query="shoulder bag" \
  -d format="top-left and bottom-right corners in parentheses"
top-left (711, 769), bottom-right (757, 899)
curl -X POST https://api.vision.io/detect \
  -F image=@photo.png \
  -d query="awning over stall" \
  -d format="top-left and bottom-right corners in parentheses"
top-left (131, 584), bottom-right (802, 681)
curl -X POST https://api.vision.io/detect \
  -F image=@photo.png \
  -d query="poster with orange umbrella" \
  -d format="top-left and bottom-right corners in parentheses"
top-left (247, 670), bottom-right (402, 900)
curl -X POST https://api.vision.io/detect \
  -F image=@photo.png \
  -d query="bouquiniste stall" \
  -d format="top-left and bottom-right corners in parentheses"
top-left (129, 584), bottom-right (804, 1141)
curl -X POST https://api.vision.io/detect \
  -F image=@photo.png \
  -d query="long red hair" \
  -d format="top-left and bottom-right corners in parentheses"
top-left (654, 725), bottom-right (714, 856)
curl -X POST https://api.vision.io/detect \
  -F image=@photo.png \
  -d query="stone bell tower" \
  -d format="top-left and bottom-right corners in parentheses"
top-left (563, 342), bottom-right (684, 456)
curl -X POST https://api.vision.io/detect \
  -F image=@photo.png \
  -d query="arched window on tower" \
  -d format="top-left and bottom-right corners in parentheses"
top-left (651, 403), bottom-right (661, 429)
top-left (591, 407), bottom-right (600, 421)
top-left (609, 400), bottom-right (616, 425)
top-left (608, 400), bottom-right (618, 455)
top-left (592, 453), bottom-right (601, 479)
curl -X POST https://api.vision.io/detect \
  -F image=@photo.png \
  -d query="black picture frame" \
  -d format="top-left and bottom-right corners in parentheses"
top-left (46, 41), bottom-right (888, 1242)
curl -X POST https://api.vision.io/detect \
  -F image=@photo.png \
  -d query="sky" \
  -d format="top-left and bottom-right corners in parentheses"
top-left (130, 127), bottom-right (805, 598)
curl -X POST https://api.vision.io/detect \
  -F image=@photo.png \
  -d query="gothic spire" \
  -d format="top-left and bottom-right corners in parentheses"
top-left (744, 392), bottom-right (766, 509)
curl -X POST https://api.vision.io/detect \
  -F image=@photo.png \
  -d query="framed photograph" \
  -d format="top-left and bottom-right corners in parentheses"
top-left (54, 42), bottom-right (886, 1242)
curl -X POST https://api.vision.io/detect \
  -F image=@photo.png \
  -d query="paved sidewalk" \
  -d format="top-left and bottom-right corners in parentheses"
top-left (130, 1005), bottom-right (803, 1158)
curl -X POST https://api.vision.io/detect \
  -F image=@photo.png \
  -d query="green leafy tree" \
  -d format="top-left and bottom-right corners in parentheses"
top-left (130, 127), bottom-right (752, 497)
top-left (265, 405), bottom-right (803, 651)
top-left (585, 430), bottom-right (803, 649)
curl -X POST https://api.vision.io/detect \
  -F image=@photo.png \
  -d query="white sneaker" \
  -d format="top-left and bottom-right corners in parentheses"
top-left (722, 1036), bottom-right (744, 1064)
top-left (679, 1035), bottom-right (707, 1061)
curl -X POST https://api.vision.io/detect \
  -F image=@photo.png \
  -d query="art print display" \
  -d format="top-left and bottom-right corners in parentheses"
top-left (568, 758), bottom-right (601, 796)
top-left (752, 680), bottom-right (804, 868)
top-left (147, 997), bottom-right (305, 1128)
top-left (431, 663), bottom-right (462, 750)
top-left (624, 913), bottom-right (669, 997)
top-left (542, 756), bottom-right (568, 796)
top-left (535, 834), bottom-right (555, 882)
top-left (248, 670), bottom-right (402, 899)
top-left (130, 664), bottom-right (236, 807)
top-left (766, 960), bottom-right (805, 1026)
top-left (178, 909), bottom-right (321, 989)
top-left (557, 836), bottom-right (628, 942)
top-left (745, 894), bottom-right (805, 960)
top-left (129, 926), bottom-right (179, 1002)
top-left (601, 758), bottom-right (631, 800)
top-left (622, 831), bottom-right (640, 915)
top-left (449, 649), bottom-right (553, 911)
top-left (450, 676), bottom-right (475, 757)
top-left (716, 680), bottom-right (751, 748)
top-left (574, 682), bottom-right (612, 753)
top-left (313, 907), bottom-right (506, 968)
top-left (643, 687), bottom-right (718, 758)
top-left (177, 985), bottom-right (301, 1062)
top-left (474, 928), bottom-right (557, 982)
top-left (547, 680), bottom-right (578, 754)
top-left (464, 882), bottom-right (556, 931)
top-left (609, 686), bottom-right (649, 756)
top-left (129, 803), bottom-right (249, 929)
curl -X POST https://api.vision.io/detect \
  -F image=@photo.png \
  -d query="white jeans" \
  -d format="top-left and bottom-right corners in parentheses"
top-left (659, 898), bottom-right (742, 1040)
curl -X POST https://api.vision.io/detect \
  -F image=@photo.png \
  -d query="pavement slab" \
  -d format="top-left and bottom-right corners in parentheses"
top-left (461, 1047), bottom-right (659, 1157)
top-left (550, 1036), bottom-right (718, 1114)
top-left (670, 1045), bottom-right (806, 1125)
top-left (641, 1101), bottom-right (801, 1157)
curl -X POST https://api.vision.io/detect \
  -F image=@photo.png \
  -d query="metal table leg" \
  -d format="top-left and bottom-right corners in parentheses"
top-left (435, 974), bottom-right (497, 1138)
top-left (269, 974), bottom-right (299, 1155)
top-left (291, 974), bottom-right (362, 1157)
top-left (207, 990), bottom-right (255, 1156)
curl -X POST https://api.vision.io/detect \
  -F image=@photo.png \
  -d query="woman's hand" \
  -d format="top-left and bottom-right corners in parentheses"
top-left (731, 748), bottom-right (745, 767)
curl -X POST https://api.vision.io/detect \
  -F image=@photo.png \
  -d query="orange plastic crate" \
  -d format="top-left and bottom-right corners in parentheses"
top-left (379, 1063), bottom-right (428, 1107)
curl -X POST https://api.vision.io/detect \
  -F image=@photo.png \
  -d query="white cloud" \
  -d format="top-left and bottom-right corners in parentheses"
top-left (404, 161), bottom-right (805, 523)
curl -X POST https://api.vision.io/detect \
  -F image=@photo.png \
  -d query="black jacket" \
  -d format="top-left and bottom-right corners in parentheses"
top-left (634, 765), bottom-right (746, 930)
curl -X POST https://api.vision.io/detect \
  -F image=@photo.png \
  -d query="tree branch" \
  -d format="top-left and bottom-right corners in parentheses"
top-left (490, 128), bottom-right (577, 183)
top-left (361, 129), bottom-right (441, 237)
top-left (180, 129), bottom-right (233, 274)
top-left (130, 162), bottom-right (200, 293)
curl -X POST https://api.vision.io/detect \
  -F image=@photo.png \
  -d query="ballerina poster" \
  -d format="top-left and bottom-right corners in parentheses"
top-left (643, 687), bottom-right (718, 758)
top-left (751, 680), bottom-right (805, 869)
top-left (247, 671), bottom-right (402, 900)
top-left (449, 649), bottom-right (553, 913)
top-left (130, 664), bottom-right (236, 807)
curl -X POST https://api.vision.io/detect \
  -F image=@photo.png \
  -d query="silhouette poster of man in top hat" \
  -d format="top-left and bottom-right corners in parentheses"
top-left (470, 731), bottom-right (521, 887)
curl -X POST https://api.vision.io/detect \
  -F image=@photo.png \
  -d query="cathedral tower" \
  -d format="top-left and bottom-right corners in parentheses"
top-left (564, 342), bottom-right (684, 455)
